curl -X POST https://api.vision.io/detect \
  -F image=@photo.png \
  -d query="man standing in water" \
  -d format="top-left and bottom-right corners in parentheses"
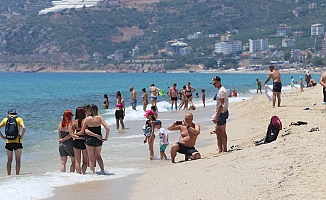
top-left (168, 113), bottom-right (201, 163)
top-left (0, 109), bottom-right (26, 175)
top-left (130, 86), bottom-right (137, 111)
top-left (264, 65), bottom-right (282, 108)
top-left (319, 72), bottom-right (326, 106)
top-left (210, 76), bottom-right (229, 153)
top-left (169, 83), bottom-right (179, 111)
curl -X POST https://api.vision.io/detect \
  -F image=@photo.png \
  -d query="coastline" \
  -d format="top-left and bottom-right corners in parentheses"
top-left (48, 85), bottom-right (326, 200)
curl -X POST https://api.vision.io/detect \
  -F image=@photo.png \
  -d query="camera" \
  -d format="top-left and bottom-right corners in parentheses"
top-left (176, 121), bottom-right (183, 125)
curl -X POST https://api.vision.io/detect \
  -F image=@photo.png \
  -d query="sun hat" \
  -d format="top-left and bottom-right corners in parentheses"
top-left (144, 110), bottom-right (154, 116)
top-left (8, 109), bottom-right (17, 115)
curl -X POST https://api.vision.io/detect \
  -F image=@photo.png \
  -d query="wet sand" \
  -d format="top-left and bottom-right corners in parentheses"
top-left (49, 85), bottom-right (326, 200)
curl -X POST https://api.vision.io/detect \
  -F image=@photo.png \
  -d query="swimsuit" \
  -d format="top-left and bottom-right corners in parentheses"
top-left (176, 142), bottom-right (198, 156)
top-left (131, 99), bottom-right (137, 107)
top-left (85, 126), bottom-right (102, 147)
top-left (151, 96), bottom-right (157, 100)
top-left (59, 131), bottom-right (74, 157)
top-left (150, 89), bottom-right (158, 100)
top-left (73, 127), bottom-right (86, 150)
top-left (273, 82), bottom-right (282, 93)
top-left (171, 97), bottom-right (177, 101)
top-left (116, 99), bottom-right (124, 119)
top-left (5, 143), bottom-right (23, 151)
top-left (185, 89), bottom-right (192, 98)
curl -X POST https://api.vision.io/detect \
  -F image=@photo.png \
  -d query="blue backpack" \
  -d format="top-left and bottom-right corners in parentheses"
top-left (5, 116), bottom-right (19, 140)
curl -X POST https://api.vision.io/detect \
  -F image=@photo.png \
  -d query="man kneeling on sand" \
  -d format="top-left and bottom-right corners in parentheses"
top-left (168, 113), bottom-right (201, 163)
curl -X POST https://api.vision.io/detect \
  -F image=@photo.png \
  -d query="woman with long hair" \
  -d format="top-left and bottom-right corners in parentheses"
top-left (70, 107), bottom-right (88, 174)
top-left (143, 110), bottom-right (156, 160)
top-left (115, 91), bottom-right (125, 129)
top-left (57, 110), bottom-right (75, 172)
top-left (78, 104), bottom-right (110, 174)
top-left (102, 94), bottom-right (109, 109)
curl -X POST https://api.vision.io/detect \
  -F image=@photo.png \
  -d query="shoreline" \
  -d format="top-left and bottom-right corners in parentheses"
top-left (0, 69), bottom-right (323, 74)
top-left (48, 85), bottom-right (325, 199)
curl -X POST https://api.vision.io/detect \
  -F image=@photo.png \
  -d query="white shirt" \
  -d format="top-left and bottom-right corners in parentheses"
top-left (159, 128), bottom-right (168, 144)
top-left (216, 86), bottom-right (229, 113)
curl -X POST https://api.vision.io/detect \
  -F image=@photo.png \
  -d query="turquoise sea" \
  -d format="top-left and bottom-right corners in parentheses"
top-left (0, 72), bottom-right (308, 199)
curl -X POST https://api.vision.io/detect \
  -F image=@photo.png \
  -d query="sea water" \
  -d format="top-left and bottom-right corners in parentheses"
top-left (0, 72), bottom-right (304, 199)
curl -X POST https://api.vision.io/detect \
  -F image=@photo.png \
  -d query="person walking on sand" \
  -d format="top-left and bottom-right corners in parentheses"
top-left (264, 65), bottom-right (282, 108)
top-left (78, 104), bottom-right (110, 174)
top-left (210, 76), bottom-right (229, 153)
top-left (57, 110), bottom-right (75, 173)
top-left (0, 109), bottom-right (26, 175)
top-left (115, 91), bottom-right (125, 129)
top-left (130, 86), bottom-right (137, 111)
top-left (142, 88), bottom-right (148, 112)
top-left (319, 72), bottom-right (326, 105)
top-left (305, 70), bottom-right (312, 88)
top-left (169, 83), bottom-right (178, 111)
top-left (256, 79), bottom-right (262, 94)
top-left (168, 113), bottom-right (201, 163)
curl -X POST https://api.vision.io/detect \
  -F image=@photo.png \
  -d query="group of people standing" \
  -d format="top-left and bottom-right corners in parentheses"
top-left (57, 104), bottom-right (110, 174)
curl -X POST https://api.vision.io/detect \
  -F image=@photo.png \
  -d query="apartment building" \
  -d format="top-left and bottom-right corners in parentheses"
top-left (311, 24), bottom-right (324, 37)
top-left (214, 40), bottom-right (242, 55)
top-left (249, 39), bottom-right (269, 53)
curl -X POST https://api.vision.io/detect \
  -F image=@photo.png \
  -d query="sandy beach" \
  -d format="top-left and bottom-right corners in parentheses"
top-left (49, 84), bottom-right (326, 200)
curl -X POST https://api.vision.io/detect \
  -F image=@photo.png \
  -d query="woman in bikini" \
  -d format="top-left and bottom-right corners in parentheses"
top-left (70, 107), bottom-right (88, 174)
top-left (149, 83), bottom-right (160, 111)
top-left (185, 82), bottom-right (196, 109)
top-left (78, 104), bottom-right (110, 174)
top-left (57, 110), bottom-right (75, 172)
top-left (115, 91), bottom-right (125, 129)
top-left (142, 88), bottom-right (148, 112)
top-left (102, 94), bottom-right (109, 109)
top-left (143, 110), bottom-right (156, 160)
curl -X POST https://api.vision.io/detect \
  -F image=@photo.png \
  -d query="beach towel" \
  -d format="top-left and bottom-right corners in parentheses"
top-left (264, 85), bottom-right (273, 102)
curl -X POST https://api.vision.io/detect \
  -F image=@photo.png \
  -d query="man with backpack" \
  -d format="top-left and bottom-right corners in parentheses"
top-left (0, 109), bottom-right (26, 175)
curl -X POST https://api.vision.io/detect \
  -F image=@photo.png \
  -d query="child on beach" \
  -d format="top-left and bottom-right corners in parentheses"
top-left (151, 105), bottom-right (158, 119)
top-left (154, 120), bottom-right (169, 160)
top-left (143, 110), bottom-right (156, 160)
top-left (300, 76), bottom-right (304, 92)
top-left (201, 89), bottom-right (206, 108)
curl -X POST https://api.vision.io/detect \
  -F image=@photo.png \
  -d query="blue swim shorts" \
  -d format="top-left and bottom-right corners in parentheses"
top-left (160, 144), bottom-right (168, 153)
top-left (132, 99), bottom-right (137, 107)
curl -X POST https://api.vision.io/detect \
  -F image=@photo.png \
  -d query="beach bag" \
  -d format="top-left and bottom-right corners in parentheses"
top-left (143, 125), bottom-right (152, 137)
top-left (5, 116), bottom-right (19, 140)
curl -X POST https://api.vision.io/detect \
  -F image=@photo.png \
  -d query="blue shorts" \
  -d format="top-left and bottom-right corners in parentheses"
top-left (160, 144), bottom-right (168, 153)
top-left (132, 99), bottom-right (137, 107)
top-left (217, 110), bottom-right (229, 126)
top-left (151, 96), bottom-right (157, 101)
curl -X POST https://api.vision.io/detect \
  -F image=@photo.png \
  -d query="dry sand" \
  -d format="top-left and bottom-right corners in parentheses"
top-left (49, 85), bottom-right (326, 200)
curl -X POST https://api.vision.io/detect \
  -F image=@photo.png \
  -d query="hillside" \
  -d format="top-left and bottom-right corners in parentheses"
top-left (0, 0), bottom-right (326, 70)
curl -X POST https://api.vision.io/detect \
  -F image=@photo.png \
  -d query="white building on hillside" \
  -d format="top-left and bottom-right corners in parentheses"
top-left (215, 40), bottom-right (242, 55)
top-left (249, 39), bottom-right (269, 53)
top-left (39, 0), bottom-right (101, 15)
top-left (311, 24), bottom-right (324, 37)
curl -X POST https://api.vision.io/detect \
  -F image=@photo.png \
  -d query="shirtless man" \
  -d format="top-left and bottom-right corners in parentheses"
top-left (256, 79), bottom-right (262, 94)
top-left (264, 66), bottom-right (282, 108)
top-left (130, 86), bottom-right (137, 111)
top-left (168, 113), bottom-right (201, 163)
top-left (319, 72), bottom-right (326, 106)
top-left (169, 83), bottom-right (178, 110)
